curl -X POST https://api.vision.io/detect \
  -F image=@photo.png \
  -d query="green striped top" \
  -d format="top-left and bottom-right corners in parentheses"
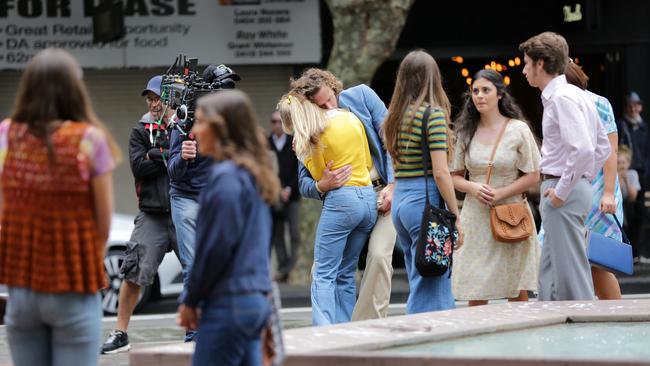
top-left (394, 104), bottom-right (448, 178)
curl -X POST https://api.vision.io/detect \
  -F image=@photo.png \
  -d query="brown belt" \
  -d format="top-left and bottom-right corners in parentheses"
top-left (541, 174), bottom-right (561, 181)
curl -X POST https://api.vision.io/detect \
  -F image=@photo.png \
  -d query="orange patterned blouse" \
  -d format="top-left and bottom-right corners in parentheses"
top-left (0, 120), bottom-right (115, 294)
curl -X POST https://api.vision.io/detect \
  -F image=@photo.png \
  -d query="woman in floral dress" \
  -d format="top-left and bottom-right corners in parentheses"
top-left (451, 69), bottom-right (541, 306)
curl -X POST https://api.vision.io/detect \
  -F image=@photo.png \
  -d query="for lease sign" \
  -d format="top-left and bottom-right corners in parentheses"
top-left (0, 0), bottom-right (321, 68)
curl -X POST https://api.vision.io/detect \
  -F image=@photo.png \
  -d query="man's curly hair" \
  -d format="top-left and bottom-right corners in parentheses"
top-left (290, 68), bottom-right (344, 101)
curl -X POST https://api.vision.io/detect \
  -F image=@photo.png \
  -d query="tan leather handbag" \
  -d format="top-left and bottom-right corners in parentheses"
top-left (485, 120), bottom-right (534, 243)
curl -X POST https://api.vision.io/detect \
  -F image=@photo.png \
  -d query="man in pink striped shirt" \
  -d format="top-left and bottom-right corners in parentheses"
top-left (519, 32), bottom-right (610, 301)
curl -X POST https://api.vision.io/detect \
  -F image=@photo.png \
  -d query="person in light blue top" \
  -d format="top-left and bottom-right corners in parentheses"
top-left (539, 60), bottom-right (623, 300)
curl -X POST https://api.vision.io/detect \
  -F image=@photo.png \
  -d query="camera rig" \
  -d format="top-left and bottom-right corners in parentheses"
top-left (161, 54), bottom-right (240, 136)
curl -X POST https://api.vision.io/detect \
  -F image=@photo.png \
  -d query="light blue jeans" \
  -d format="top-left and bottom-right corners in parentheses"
top-left (4, 287), bottom-right (101, 366)
top-left (392, 177), bottom-right (455, 314)
top-left (171, 194), bottom-right (200, 286)
top-left (312, 186), bottom-right (377, 326)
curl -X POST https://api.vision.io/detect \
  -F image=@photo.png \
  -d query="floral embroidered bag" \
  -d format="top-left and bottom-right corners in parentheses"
top-left (415, 106), bottom-right (458, 277)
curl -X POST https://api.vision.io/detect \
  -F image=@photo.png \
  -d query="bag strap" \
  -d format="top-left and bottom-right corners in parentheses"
top-left (609, 214), bottom-right (631, 244)
top-left (485, 119), bottom-right (510, 186)
top-left (419, 106), bottom-right (455, 277)
top-left (419, 106), bottom-right (444, 209)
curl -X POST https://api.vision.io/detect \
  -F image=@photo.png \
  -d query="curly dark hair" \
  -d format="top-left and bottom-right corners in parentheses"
top-left (454, 69), bottom-right (527, 156)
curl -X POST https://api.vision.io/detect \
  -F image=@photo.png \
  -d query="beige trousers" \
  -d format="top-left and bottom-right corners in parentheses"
top-left (351, 212), bottom-right (397, 320)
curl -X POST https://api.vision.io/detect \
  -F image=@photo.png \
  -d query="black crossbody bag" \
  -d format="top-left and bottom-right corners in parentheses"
top-left (414, 106), bottom-right (458, 277)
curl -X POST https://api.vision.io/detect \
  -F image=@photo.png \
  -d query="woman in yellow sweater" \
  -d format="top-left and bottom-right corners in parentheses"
top-left (279, 94), bottom-right (377, 326)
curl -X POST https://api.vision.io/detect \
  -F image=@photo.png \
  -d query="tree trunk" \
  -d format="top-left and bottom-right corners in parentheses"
top-left (289, 1), bottom-right (414, 286)
top-left (325, 0), bottom-right (415, 86)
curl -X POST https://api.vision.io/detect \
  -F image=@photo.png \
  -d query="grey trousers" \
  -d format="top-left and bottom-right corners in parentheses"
top-left (351, 212), bottom-right (397, 320)
top-left (538, 178), bottom-right (595, 301)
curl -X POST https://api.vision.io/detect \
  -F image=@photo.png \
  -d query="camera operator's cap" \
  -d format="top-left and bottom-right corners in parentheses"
top-left (141, 75), bottom-right (163, 97)
top-left (626, 91), bottom-right (642, 105)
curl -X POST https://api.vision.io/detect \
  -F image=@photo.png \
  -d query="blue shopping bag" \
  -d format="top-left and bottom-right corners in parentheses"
top-left (587, 215), bottom-right (634, 275)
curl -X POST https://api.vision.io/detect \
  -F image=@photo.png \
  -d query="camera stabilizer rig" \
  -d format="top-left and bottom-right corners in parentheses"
top-left (161, 54), bottom-right (240, 138)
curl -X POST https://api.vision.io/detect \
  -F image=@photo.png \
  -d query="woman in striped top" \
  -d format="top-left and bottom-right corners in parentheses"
top-left (383, 50), bottom-right (462, 314)
top-left (279, 94), bottom-right (377, 325)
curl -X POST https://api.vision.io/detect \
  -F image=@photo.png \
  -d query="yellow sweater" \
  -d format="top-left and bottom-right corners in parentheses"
top-left (304, 110), bottom-right (372, 187)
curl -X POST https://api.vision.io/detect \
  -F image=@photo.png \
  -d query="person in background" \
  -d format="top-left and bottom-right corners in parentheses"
top-left (617, 91), bottom-right (648, 180)
top-left (383, 50), bottom-right (462, 314)
top-left (619, 145), bottom-right (640, 203)
top-left (268, 109), bottom-right (301, 283)
top-left (0, 48), bottom-right (120, 366)
top-left (168, 64), bottom-right (238, 341)
top-left (291, 68), bottom-right (397, 321)
top-left (177, 90), bottom-right (280, 366)
top-left (519, 32), bottom-right (610, 301)
top-left (617, 91), bottom-right (649, 262)
top-left (554, 60), bottom-right (623, 300)
top-left (451, 69), bottom-right (541, 306)
top-left (101, 76), bottom-right (179, 354)
top-left (618, 145), bottom-right (642, 259)
top-left (278, 93), bottom-right (377, 326)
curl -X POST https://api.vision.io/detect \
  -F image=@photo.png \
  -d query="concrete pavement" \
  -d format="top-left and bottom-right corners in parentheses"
top-left (1, 265), bottom-right (649, 365)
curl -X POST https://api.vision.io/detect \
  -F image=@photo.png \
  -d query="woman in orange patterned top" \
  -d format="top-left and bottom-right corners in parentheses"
top-left (0, 48), bottom-right (121, 366)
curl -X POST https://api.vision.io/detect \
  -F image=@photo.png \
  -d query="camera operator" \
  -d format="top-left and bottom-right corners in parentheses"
top-left (101, 76), bottom-right (179, 354)
top-left (167, 95), bottom-right (213, 344)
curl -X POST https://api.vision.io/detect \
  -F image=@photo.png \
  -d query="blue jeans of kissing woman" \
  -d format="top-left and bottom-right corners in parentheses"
top-left (311, 186), bottom-right (377, 326)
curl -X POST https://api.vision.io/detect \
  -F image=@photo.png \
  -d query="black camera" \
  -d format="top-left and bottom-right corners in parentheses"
top-left (161, 54), bottom-right (240, 136)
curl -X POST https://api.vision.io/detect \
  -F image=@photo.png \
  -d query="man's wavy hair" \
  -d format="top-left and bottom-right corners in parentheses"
top-left (518, 32), bottom-right (569, 76)
top-left (290, 68), bottom-right (344, 101)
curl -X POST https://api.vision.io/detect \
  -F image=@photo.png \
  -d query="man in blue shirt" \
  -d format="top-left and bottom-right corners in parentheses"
top-left (167, 112), bottom-right (212, 342)
top-left (291, 69), bottom-right (396, 320)
top-left (168, 64), bottom-right (240, 341)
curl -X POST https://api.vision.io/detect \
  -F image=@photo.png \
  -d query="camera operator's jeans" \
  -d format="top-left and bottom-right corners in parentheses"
top-left (5, 287), bottom-right (101, 366)
top-left (312, 186), bottom-right (377, 326)
top-left (171, 195), bottom-right (200, 287)
top-left (192, 292), bottom-right (270, 366)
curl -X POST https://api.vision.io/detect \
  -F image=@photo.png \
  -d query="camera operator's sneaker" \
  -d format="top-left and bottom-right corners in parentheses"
top-left (101, 330), bottom-right (131, 354)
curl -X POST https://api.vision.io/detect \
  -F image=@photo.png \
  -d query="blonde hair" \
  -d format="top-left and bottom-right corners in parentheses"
top-left (618, 144), bottom-right (633, 161)
top-left (277, 93), bottom-right (328, 160)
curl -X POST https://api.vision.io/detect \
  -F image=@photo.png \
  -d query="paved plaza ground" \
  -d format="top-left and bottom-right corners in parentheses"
top-left (1, 267), bottom-right (649, 366)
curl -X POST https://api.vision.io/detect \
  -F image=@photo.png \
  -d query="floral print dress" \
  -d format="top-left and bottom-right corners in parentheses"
top-left (451, 120), bottom-right (541, 300)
